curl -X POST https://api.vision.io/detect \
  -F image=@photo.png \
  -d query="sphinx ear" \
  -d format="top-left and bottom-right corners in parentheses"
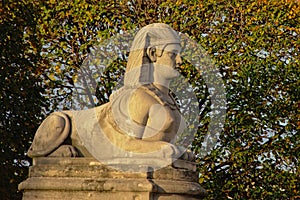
top-left (146, 46), bottom-right (157, 62)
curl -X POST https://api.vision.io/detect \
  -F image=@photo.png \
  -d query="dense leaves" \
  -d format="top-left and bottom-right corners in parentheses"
top-left (1, 0), bottom-right (299, 199)
top-left (0, 1), bottom-right (48, 199)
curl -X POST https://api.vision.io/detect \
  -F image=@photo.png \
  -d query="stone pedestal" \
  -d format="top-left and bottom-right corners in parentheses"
top-left (19, 157), bottom-right (207, 200)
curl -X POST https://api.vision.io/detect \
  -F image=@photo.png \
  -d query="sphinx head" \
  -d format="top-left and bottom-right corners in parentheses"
top-left (124, 23), bottom-right (182, 86)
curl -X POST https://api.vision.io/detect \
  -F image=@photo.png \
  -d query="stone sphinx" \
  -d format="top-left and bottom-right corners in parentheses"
top-left (20, 23), bottom-right (208, 200)
top-left (27, 23), bottom-right (193, 167)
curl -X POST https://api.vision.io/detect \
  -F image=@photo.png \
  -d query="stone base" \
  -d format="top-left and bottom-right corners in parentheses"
top-left (19, 157), bottom-right (207, 200)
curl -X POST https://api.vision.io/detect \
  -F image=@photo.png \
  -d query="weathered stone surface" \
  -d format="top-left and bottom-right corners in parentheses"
top-left (22, 191), bottom-right (202, 200)
top-left (19, 23), bottom-right (208, 199)
top-left (19, 157), bottom-right (207, 200)
top-left (27, 23), bottom-right (194, 168)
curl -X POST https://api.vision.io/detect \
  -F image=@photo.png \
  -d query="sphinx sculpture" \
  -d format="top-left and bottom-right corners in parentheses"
top-left (27, 23), bottom-right (194, 165)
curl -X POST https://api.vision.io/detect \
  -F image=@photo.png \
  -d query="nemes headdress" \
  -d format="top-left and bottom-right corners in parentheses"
top-left (124, 23), bottom-right (180, 86)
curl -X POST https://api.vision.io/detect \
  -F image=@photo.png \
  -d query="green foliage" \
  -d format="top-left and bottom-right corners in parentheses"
top-left (0, 0), bottom-right (48, 199)
top-left (1, 0), bottom-right (299, 199)
top-left (191, 1), bottom-right (300, 199)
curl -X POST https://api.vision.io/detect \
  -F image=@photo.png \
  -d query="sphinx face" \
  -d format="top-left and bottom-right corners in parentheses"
top-left (154, 44), bottom-right (182, 80)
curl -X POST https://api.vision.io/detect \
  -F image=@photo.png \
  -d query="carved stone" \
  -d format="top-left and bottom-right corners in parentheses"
top-left (26, 23), bottom-right (188, 162)
top-left (19, 157), bottom-right (207, 200)
top-left (19, 23), bottom-right (207, 199)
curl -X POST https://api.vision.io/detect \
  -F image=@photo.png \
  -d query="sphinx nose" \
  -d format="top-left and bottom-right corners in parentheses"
top-left (176, 54), bottom-right (182, 65)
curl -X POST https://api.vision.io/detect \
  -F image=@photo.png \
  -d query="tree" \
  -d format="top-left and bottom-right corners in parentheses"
top-left (2, 0), bottom-right (299, 199)
top-left (0, 1), bottom-right (48, 199)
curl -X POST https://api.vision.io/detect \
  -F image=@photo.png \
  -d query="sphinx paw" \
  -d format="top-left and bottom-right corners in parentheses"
top-left (179, 150), bottom-right (196, 162)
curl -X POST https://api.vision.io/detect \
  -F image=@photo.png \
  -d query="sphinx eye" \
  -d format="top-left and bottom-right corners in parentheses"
top-left (168, 52), bottom-right (177, 59)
